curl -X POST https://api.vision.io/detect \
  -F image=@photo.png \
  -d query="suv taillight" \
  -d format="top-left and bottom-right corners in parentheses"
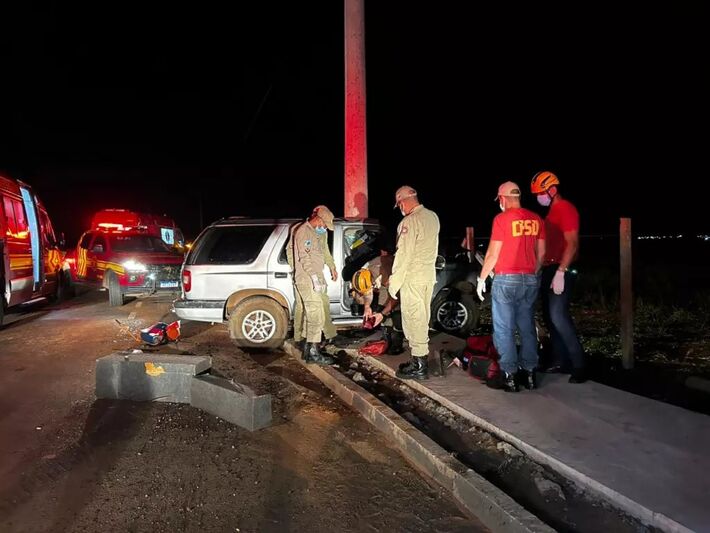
top-left (182, 270), bottom-right (192, 292)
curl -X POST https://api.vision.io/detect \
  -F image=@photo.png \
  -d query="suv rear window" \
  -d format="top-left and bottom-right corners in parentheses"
top-left (188, 225), bottom-right (275, 265)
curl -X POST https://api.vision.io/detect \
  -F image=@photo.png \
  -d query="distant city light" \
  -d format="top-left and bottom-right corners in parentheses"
top-left (635, 234), bottom-right (709, 241)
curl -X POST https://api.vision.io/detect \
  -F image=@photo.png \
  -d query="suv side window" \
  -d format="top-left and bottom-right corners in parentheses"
top-left (189, 225), bottom-right (275, 265)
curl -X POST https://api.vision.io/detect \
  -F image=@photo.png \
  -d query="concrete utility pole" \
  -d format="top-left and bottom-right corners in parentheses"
top-left (344, 0), bottom-right (368, 218)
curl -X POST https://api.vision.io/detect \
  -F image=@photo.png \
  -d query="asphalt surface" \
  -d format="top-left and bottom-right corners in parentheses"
top-left (0, 290), bottom-right (486, 532)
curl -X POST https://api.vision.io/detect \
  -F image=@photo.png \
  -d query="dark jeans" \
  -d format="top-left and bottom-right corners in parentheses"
top-left (541, 265), bottom-right (585, 371)
top-left (491, 274), bottom-right (540, 375)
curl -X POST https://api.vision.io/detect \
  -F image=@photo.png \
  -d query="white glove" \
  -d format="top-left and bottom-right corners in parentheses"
top-left (476, 276), bottom-right (486, 301)
top-left (551, 270), bottom-right (565, 295)
top-left (311, 274), bottom-right (325, 294)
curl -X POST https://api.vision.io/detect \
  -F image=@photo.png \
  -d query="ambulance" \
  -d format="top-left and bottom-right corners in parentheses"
top-left (64, 209), bottom-right (184, 306)
top-left (1, 174), bottom-right (66, 325)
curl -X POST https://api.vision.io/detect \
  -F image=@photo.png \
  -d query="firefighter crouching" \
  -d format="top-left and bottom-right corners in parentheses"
top-left (350, 247), bottom-right (405, 355)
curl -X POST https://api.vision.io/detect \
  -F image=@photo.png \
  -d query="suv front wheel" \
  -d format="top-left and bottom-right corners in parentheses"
top-left (228, 296), bottom-right (287, 350)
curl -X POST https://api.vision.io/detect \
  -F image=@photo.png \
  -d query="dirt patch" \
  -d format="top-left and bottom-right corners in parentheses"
top-left (0, 325), bottom-right (486, 533)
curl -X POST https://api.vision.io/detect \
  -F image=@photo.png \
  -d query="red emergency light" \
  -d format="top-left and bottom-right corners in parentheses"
top-left (91, 209), bottom-right (181, 246)
top-left (92, 209), bottom-right (148, 233)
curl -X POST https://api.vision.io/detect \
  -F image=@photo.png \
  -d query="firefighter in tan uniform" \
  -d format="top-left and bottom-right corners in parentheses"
top-left (388, 186), bottom-right (440, 380)
top-left (292, 205), bottom-right (336, 365)
top-left (287, 219), bottom-right (338, 346)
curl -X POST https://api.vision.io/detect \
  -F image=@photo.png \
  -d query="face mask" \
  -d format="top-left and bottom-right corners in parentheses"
top-left (315, 226), bottom-right (327, 235)
top-left (537, 194), bottom-right (552, 207)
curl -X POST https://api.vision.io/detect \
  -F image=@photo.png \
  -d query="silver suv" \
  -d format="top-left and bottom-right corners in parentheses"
top-left (173, 217), bottom-right (480, 349)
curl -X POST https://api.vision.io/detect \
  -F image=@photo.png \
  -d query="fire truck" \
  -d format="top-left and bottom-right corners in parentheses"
top-left (1, 174), bottom-right (66, 325)
top-left (64, 209), bottom-right (184, 306)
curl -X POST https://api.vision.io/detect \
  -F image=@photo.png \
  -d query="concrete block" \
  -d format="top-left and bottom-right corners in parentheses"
top-left (190, 375), bottom-right (272, 431)
top-left (96, 352), bottom-right (212, 403)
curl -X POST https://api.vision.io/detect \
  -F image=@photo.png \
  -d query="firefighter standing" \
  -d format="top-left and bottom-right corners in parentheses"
top-left (287, 216), bottom-right (339, 347)
top-left (530, 171), bottom-right (587, 383)
top-left (477, 181), bottom-right (546, 392)
top-left (292, 205), bottom-right (336, 365)
top-left (388, 186), bottom-right (440, 380)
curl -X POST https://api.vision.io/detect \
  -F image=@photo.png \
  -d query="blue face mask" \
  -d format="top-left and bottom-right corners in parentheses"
top-left (315, 226), bottom-right (327, 235)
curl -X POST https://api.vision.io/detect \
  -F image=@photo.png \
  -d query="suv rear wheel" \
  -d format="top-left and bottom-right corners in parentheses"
top-left (229, 296), bottom-right (287, 349)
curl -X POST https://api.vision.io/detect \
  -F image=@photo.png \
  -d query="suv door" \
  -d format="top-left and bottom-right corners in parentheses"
top-left (76, 232), bottom-right (95, 280)
top-left (336, 222), bottom-right (380, 317)
top-left (266, 224), bottom-right (296, 315)
top-left (89, 234), bottom-right (109, 283)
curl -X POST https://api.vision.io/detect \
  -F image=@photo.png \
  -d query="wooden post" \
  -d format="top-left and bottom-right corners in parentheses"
top-left (465, 226), bottom-right (475, 263)
top-left (620, 218), bottom-right (634, 369)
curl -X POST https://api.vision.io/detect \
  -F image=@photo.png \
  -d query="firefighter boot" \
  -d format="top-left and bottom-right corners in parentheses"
top-left (295, 339), bottom-right (306, 359)
top-left (396, 355), bottom-right (429, 380)
top-left (303, 342), bottom-right (335, 366)
top-left (384, 327), bottom-right (405, 356)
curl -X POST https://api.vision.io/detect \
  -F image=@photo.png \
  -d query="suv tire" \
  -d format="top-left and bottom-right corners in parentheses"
top-left (432, 289), bottom-right (479, 337)
top-left (229, 296), bottom-right (287, 349)
top-left (51, 269), bottom-right (75, 303)
top-left (0, 278), bottom-right (5, 326)
top-left (107, 270), bottom-right (126, 307)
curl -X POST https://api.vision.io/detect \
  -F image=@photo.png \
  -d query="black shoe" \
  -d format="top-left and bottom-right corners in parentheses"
top-left (303, 342), bottom-right (335, 366)
top-left (503, 372), bottom-right (519, 392)
top-left (523, 369), bottom-right (537, 390)
top-left (384, 327), bottom-right (405, 355)
top-left (541, 365), bottom-right (564, 374)
top-left (569, 369), bottom-right (587, 384)
top-left (396, 356), bottom-right (429, 380)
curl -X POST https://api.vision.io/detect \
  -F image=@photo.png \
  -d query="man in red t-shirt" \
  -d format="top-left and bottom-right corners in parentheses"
top-left (531, 171), bottom-right (586, 383)
top-left (478, 181), bottom-right (546, 392)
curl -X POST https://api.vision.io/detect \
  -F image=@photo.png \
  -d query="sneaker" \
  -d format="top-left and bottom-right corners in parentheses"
top-left (503, 372), bottom-right (519, 392)
top-left (522, 369), bottom-right (537, 390)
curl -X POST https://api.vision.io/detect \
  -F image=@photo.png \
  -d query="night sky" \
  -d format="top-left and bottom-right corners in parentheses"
top-left (1, 2), bottom-right (706, 243)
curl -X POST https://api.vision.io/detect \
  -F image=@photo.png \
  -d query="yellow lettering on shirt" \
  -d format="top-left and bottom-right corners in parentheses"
top-left (511, 219), bottom-right (539, 237)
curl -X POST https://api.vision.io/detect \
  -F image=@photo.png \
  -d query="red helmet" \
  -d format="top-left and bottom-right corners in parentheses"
top-left (530, 171), bottom-right (560, 194)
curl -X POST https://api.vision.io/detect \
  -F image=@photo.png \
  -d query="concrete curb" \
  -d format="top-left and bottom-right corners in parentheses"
top-left (283, 341), bottom-right (554, 533)
top-left (361, 351), bottom-right (693, 533)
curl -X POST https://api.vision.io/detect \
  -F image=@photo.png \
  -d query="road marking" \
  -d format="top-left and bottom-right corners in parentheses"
top-left (128, 312), bottom-right (137, 320)
top-left (136, 301), bottom-right (143, 308)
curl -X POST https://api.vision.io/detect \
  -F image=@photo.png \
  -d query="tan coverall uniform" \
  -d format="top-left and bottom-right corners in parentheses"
top-left (287, 222), bottom-right (337, 341)
top-left (388, 205), bottom-right (440, 357)
top-left (292, 221), bottom-right (329, 344)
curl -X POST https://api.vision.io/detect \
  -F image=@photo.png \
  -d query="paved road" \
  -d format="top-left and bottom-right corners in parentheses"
top-left (0, 291), bottom-right (486, 532)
